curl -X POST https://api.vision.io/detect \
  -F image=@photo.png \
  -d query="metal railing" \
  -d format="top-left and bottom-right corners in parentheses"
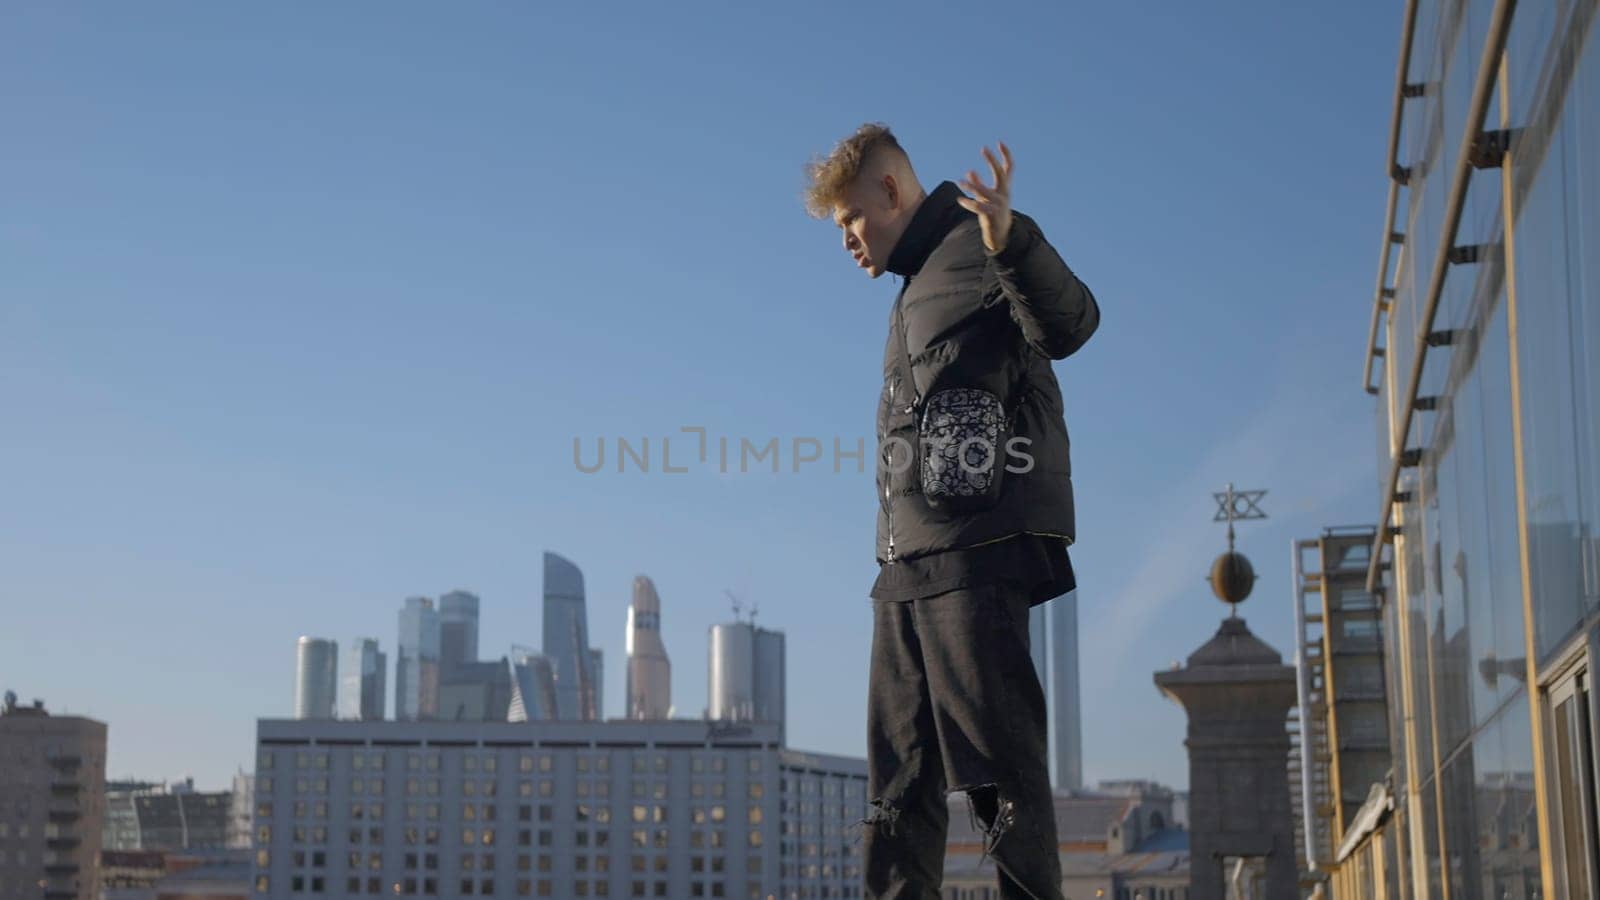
top-left (1362, 0), bottom-right (1422, 398)
top-left (1366, 0), bottom-right (1521, 593)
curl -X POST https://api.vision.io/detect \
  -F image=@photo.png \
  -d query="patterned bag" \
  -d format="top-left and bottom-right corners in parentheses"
top-left (918, 387), bottom-right (1010, 512)
top-left (896, 296), bottom-right (1014, 514)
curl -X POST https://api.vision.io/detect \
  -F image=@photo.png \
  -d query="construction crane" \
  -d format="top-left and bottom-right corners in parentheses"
top-left (723, 590), bottom-right (758, 625)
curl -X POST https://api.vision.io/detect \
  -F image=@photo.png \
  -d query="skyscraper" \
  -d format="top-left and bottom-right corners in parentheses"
top-left (507, 648), bottom-right (559, 722)
top-left (340, 638), bottom-right (386, 721)
top-left (1028, 592), bottom-right (1084, 792)
top-left (543, 552), bottom-right (597, 720)
top-left (626, 575), bottom-right (672, 719)
top-left (1051, 591), bottom-right (1083, 792)
top-left (293, 636), bottom-right (338, 720)
top-left (439, 590), bottom-right (480, 676)
top-left (396, 597), bottom-right (440, 721)
top-left (438, 660), bottom-right (516, 722)
top-left (708, 621), bottom-right (785, 738)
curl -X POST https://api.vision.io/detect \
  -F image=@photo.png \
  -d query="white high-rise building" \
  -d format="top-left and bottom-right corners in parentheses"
top-left (294, 637), bottom-right (338, 720)
top-left (707, 622), bottom-right (785, 740)
top-left (626, 576), bottom-right (672, 720)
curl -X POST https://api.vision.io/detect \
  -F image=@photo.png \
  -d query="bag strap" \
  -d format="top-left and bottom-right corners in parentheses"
top-left (897, 278), bottom-right (1031, 421)
top-left (893, 280), bottom-right (917, 415)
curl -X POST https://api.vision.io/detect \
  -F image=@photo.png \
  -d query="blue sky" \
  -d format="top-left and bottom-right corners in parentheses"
top-left (2, 3), bottom-right (1399, 790)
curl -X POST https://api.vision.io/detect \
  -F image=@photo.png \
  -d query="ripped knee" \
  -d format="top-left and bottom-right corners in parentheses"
top-left (965, 785), bottom-right (1018, 859)
top-left (857, 797), bottom-right (903, 840)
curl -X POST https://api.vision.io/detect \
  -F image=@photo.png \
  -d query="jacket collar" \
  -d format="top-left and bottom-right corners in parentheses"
top-left (886, 181), bottom-right (970, 278)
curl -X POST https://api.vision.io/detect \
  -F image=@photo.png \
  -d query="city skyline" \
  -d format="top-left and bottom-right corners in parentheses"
top-left (2, 1), bottom-right (1390, 793)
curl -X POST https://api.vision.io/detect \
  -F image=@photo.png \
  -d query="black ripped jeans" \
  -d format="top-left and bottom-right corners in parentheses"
top-left (863, 582), bottom-right (1063, 900)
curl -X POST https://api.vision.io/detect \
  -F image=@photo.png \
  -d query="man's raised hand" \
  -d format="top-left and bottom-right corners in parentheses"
top-left (957, 142), bottom-right (1014, 254)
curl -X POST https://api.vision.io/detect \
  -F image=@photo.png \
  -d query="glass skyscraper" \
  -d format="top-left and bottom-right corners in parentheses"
top-left (396, 596), bottom-right (440, 721)
top-left (543, 552), bottom-right (599, 720)
top-left (439, 590), bottom-right (480, 676)
top-left (340, 637), bottom-right (386, 721)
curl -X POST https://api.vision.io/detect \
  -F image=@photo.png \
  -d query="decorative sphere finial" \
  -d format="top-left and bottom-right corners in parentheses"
top-left (1210, 484), bottom-right (1268, 613)
top-left (1210, 551), bottom-right (1256, 605)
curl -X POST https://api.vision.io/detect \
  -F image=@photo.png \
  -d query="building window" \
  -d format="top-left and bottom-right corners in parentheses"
top-left (1549, 663), bottom-right (1600, 896)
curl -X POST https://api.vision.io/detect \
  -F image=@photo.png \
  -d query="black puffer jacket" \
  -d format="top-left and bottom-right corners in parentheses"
top-left (875, 181), bottom-right (1100, 563)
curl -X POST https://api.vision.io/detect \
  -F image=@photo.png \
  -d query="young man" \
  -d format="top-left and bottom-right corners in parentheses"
top-left (805, 123), bottom-right (1100, 899)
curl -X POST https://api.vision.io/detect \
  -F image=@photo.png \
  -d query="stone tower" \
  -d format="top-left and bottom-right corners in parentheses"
top-left (1153, 485), bottom-right (1298, 899)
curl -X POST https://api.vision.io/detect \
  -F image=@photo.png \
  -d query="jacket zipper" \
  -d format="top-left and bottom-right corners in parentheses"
top-left (885, 373), bottom-right (904, 562)
top-left (885, 279), bottom-right (904, 563)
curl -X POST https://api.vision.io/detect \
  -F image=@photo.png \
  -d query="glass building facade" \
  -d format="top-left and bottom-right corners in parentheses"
top-left (1333, 0), bottom-right (1600, 897)
top-left (397, 597), bottom-right (441, 722)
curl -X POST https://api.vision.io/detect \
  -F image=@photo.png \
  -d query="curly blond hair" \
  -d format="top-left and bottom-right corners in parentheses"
top-left (803, 122), bottom-right (907, 219)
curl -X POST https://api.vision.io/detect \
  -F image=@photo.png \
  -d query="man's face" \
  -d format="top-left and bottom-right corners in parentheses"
top-left (832, 175), bottom-right (902, 280)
